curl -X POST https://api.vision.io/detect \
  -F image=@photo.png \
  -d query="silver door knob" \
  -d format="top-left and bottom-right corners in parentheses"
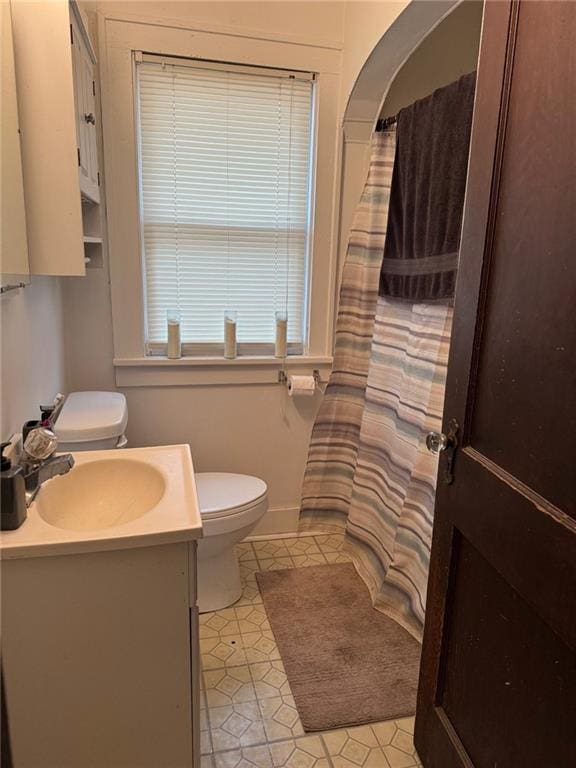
top-left (426, 418), bottom-right (460, 484)
top-left (426, 431), bottom-right (449, 454)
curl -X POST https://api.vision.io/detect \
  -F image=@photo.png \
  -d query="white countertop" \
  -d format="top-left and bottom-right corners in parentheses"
top-left (0, 444), bottom-right (203, 560)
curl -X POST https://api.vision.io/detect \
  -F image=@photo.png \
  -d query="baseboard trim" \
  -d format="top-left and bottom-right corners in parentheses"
top-left (247, 530), bottom-right (324, 541)
top-left (247, 506), bottom-right (325, 539)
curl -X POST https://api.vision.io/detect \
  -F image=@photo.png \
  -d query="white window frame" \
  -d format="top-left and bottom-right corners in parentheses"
top-left (136, 53), bottom-right (316, 359)
top-left (100, 16), bottom-right (340, 386)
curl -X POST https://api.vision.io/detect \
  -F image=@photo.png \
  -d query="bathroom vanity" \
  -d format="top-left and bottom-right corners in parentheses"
top-left (1, 445), bottom-right (203, 768)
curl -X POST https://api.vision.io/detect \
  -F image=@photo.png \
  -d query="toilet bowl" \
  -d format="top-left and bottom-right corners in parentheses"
top-left (195, 472), bottom-right (268, 613)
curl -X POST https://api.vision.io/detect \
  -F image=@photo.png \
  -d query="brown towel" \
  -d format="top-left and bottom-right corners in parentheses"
top-left (379, 71), bottom-right (476, 302)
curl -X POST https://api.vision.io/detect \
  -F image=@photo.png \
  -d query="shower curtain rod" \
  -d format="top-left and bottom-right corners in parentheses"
top-left (375, 115), bottom-right (397, 132)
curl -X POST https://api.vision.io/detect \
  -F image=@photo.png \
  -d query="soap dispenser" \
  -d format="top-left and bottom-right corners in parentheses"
top-left (1, 442), bottom-right (27, 530)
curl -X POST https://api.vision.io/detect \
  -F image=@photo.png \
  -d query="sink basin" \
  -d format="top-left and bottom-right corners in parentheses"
top-left (0, 445), bottom-right (202, 559)
top-left (36, 458), bottom-right (166, 531)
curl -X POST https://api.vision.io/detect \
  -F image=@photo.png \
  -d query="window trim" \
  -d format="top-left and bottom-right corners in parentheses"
top-left (100, 16), bottom-right (341, 385)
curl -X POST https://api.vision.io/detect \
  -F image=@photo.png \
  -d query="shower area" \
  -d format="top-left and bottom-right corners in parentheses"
top-left (299, 1), bottom-right (484, 641)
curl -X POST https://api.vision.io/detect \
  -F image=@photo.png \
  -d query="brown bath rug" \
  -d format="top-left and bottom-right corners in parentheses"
top-left (256, 562), bottom-right (421, 731)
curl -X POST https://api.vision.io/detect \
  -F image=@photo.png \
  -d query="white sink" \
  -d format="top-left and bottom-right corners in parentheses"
top-left (0, 445), bottom-right (203, 559)
top-left (36, 458), bottom-right (166, 531)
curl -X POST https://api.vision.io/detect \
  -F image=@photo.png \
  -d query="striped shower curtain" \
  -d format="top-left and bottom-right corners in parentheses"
top-left (299, 129), bottom-right (396, 529)
top-left (300, 132), bottom-right (452, 641)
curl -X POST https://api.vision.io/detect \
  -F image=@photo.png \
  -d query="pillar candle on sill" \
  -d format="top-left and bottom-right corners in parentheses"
top-left (224, 311), bottom-right (237, 359)
top-left (167, 309), bottom-right (181, 359)
top-left (275, 312), bottom-right (287, 358)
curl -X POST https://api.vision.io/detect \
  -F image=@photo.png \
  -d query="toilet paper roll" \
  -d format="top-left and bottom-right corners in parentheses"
top-left (287, 375), bottom-right (316, 397)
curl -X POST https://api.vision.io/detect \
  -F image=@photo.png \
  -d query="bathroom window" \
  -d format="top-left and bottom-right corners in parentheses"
top-left (136, 54), bottom-right (315, 356)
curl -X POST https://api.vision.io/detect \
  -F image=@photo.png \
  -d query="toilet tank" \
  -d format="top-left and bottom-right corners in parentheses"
top-left (54, 391), bottom-right (128, 452)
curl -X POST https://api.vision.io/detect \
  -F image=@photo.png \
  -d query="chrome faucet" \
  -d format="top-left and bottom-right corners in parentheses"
top-left (20, 426), bottom-right (75, 506)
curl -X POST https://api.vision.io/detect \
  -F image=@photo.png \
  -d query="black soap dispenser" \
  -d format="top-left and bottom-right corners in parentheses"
top-left (1, 442), bottom-right (27, 531)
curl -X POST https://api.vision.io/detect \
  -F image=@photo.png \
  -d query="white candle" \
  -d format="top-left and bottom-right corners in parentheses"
top-left (275, 312), bottom-right (287, 358)
top-left (166, 310), bottom-right (181, 359)
top-left (224, 311), bottom-right (237, 359)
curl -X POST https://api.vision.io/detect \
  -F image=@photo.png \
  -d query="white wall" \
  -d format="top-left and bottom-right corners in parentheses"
top-left (1, 278), bottom-right (67, 440)
top-left (340, 1), bottom-right (409, 116)
top-left (84, 1), bottom-right (345, 46)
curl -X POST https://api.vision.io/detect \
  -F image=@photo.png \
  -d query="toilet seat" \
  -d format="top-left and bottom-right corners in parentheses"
top-left (196, 473), bottom-right (267, 520)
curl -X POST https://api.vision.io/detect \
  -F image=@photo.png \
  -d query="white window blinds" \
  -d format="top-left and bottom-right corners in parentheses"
top-left (136, 55), bottom-right (315, 355)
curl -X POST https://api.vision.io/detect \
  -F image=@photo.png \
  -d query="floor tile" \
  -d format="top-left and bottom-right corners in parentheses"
top-left (282, 537), bottom-right (321, 556)
top-left (236, 605), bottom-right (272, 634)
top-left (214, 744), bottom-right (273, 768)
top-left (240, 560), bottom-right (261, 579)
top-left (257, 556), bottom-right (295, 571)
top-left (391, 729), bottom-right (416, 756)
top-left (269, 735), bottom-right (330, 768)
top-left (395, 717), bottom-right (415, 735)
top-left (236, 543), bottom-right (257, 562)
top-left (323, 551), bottom-right (353, 564)
top-left (201, 755), bottom-right (216, 768)
top-left (250, 660), bottom-right (291, 699)
top-left (253, 540), bottom-right (292, 559)
top-left (322, 726), bottom-right (391, 768)
top-left (201, 729), bottom-right (214, 756)
top-left (201, 690), bottom-right (213, 755)
top-left (204, 666), bottom-right (257, 707)
top-left (291, 553), bottom-right (327, 568)
top-left (201, 635), bottom-right (247, 669)
top-left (370, 721), bottom-right (397, 746)
top-left (381, 745), bottom-right (416, 768)
top-left (236, 574), bottom-right (264, 606)
top-left (371, 719), bottom-right (418, 766)
top-left (260, 694), bottom-right (304, 742)
top-left (210, 701), bottom-right (266, 751)
top-left (242, 631), bottom-right (281, 663)
top-left (314, 534), bottom-right (345, 552)
top-left (201, 609), bottom-right (241, 639)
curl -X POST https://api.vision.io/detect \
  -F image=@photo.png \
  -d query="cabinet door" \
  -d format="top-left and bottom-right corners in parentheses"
top-left (71, 12), bottom-right (99, 203)
top-left (11, 0), bottom-right (85, 276)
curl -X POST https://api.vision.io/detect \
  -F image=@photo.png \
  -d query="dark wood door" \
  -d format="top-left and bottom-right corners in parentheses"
top-left (415, 2), bottom-right (576, 766)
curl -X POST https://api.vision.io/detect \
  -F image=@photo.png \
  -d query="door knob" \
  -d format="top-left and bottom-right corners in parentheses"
top-left (425, 431), bottom-right (450, 454)
top-left (426, 418), bottom-right (459, 484)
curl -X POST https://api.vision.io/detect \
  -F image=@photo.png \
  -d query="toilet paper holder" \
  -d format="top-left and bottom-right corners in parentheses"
top-left (278, 370), bottom-right (321, 385)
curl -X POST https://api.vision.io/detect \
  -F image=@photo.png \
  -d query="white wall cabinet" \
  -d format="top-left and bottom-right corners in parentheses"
top-left (11, 0), bottom-right (101, 276)
top-left (71, 4), bottom-right (100, 203)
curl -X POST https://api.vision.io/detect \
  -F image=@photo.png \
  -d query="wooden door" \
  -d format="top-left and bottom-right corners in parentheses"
top-left (415, 2), bottom-right (576, 767)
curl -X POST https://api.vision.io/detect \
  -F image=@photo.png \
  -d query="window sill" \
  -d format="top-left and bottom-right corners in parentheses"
top-left (113, 355), bottom-right (333, 387)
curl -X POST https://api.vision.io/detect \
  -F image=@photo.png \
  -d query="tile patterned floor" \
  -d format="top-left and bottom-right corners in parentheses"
top-left (200, 533), bottom-right (422, 768)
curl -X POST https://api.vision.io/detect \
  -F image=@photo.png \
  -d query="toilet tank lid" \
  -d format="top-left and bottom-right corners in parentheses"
top-left (54, 391), bottom-right (128, 443)
top-left (195, 473), bottom-right (267, 517)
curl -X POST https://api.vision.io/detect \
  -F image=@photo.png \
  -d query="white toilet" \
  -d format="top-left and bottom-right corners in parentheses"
top-left (54, 391), bottom-right (129, 451)
top-left (54, 392), bottom-right (268, 613)
top-left (195, 473), bottom-right (267, 612)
